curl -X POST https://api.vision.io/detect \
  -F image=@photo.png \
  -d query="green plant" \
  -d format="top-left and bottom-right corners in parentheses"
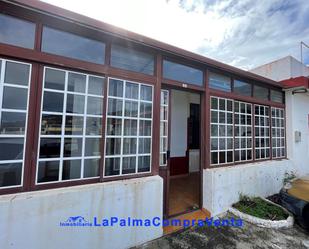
top-left (283, 171), bottom-right (297, 185)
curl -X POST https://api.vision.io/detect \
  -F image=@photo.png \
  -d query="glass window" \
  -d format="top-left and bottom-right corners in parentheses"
top-left (234, 80), bottom-right (252, 96)
top-left (271, 107), bottom-right (285, 158)
top-left (37, 67), bottom-right (104, 183)
top-left (209, 72), bottom-right (231, 92)
top-left (111, 44), bottom-right (154, 75)
top-left (254, 85), bottom-right (269, 100)
top-left (271, 90), bottom-right (283, 103)
top-left (234, 101), bottom-right (252, 162)
top-left (163, 60), bottom-right (203, 86)
top-left (160, 90), bottom-right (169, 166)
top-left (42, 26), bottom-right (105, 64)
top-left (0, 59), bottom-right (31, 188)
top-left (105, 78), bottom-right (153, 176)
top-left (210, 97), bottom-right (233, 165)
top-left (254, 105), bottom-right (270, 160)
top-left (0, 14), bottom-right (35, 49)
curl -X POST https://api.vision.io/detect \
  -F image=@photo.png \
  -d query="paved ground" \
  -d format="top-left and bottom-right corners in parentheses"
top-left (137, 214), bottom-right (309, 249)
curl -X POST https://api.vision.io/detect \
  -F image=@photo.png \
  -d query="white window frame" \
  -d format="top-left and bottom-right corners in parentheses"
top-left (271, 107), bottom-right (285, 158)
top-left (36, 66), bottom-right (104, 184)
top-left (160, 90), bottom-right (169, 166)
top-left (234, 101), bottom-right (253, 162)
top-left (104, 77), bottom-right (153, 177)
top-left (0, 58), bottom-right (32, 189)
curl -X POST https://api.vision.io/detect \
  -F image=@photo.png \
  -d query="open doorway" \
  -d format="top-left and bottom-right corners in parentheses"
top-left (168, 89), bottom-right (201, 216)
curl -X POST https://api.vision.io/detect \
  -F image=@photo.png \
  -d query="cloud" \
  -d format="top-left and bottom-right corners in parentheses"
top-left (41, 0), bottom-right (309, 69)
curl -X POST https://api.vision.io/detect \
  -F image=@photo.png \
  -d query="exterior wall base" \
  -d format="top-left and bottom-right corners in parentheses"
top-left (0, 176), bottom-right (163, 249)
top-left (203, 160), bottom-right (292, 216)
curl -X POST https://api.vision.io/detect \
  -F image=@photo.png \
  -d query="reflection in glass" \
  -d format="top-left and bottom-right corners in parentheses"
top-left (4, 62), bottom-right (30, 86)
top-left (0, 112), bottom-right (26, 135)
top-left (106, 138), bottom-right (121, 155)
top-left (0, 163), bottom-right (22, 187)
top-left (87, 96), bottom-right (103, 115)
top-left (84, 159), bottom-right (100, 178)
top-left (62, 160), bottom-right (81, 180)
top-left (85, 138), bottom-right (100, 157)
top-left (42, 91), bottom-right (64, 113)
top-left (86, 117), bottom-right (102, 135)
top-left (122, 157), bottom-right (136, 174)
top-left (104, 157), bottom-right (120, 176)
top-left (66, 94), bottom-right (85, 114)
top-left (138, 156), bottom-right (150, 172)
top-left (0, 138), bottom-right (24, 161)
top-left (108, 79), bottom-right (123, 97)
top-left (65, 116), bottom-right (84, 135)
top-left (41, 114), bottom-right (62, 135)
top-left (2, 86), bottom-right (28, 110)
top-left (63, 138), bottom-right (83, 157)
top-left (88, 76), bottom-right (104, 95)
top-left (44, 68), bottom-right (65, 90)
top-left (39, 138), bottom-right (61, 158)
top-left (68, 72), bottom-right (86, 93)
top-left (37, 161), bottom-right (59, 183)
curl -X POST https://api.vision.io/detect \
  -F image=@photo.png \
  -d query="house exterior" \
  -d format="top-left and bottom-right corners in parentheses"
top-left (0, 1), bottom-right (307, 249)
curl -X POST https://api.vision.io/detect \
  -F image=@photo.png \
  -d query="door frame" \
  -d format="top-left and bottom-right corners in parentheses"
top-left (159, 85), bottom-right (205, 218)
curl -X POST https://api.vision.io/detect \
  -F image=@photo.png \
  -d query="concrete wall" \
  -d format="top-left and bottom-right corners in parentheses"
top-left (285, 91), bottom-right (309, 176)
top-left (250, 56), bottom-right (309, 81)
top-left (203, 160), bottom-right (292, 216)
top-left (0, 176), bottom-right (163, 249)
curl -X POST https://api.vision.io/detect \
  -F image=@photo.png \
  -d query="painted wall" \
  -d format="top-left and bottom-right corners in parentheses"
top-left (285, 91), bottom-right (309, 176)
top-left (250, 56), bottom-right (309, 81)
top-left (203, 160), bottom-right (292, 216)
top-left (0, 176), bottom-right (163, 249)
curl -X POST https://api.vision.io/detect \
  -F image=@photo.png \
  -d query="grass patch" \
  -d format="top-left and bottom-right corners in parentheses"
top-left (232, 195), bottom-right (288, 221)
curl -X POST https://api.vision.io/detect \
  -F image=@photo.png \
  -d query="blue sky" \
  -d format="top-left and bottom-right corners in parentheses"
top-left (42, 0), bottom-right (309, 69)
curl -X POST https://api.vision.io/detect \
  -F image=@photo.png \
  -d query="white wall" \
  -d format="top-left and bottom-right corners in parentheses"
top-left (203, 160), bottom-right (292, 216)
top-left (285, 91), bottom-right (309, 176)
top-left (170, 90), bottom-right (200, 158)
top-left (250, 56), bottom-right (309, 81)
top-left (0, 176), bottom-right (163, 249)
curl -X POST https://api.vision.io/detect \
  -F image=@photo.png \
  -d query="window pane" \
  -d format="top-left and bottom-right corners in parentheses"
top-left (140, 102), bottom-right (152, 118)
top-left (104, 158), bottom-right (120, 176)
top-left (141, 85), bottom-right (152, 101)
top-left (125, 82), bottom-right (139, 99)
top-left (0, 163), bottom-right (22, 187)
top-left (85, 138), bottom-right (101, 157)
top-left (0, 112), bottom-right (26, 135)
top-left (106, 118), bottom-right (122, 136)
top-left (0, 14), bottom-right (35, 49)
top-left (138, 156), bottom-right (150, 172)
top-left (88, 76), bottom-right (104, 95)
top-left (106, 138), bottom-right (121, 155)
top-left (84, 159), bottom-right (100, 178)
top-left (122, 157), bottom-right (136, 174)
top-left (41, 114), bottom-right (62, 135)
top-left (86, 117), bottom-right (102, 135)
top-left (209, 72), bottom-right (231, 92)
top-left (123, 138), bottom-right (137, 154)
top-left (108, 99), bottom-right (123, 116)
top-left (271, 90), bottom-right (283, 103)
top-left (124, 119), bottom-right (137, 136)
top-left (62, 160), bottom-right (81, 180)
top-left (44, 68), bottom-right (65, 90)
top-left (43, 91), bottom-right (64, 113)
top-left (68, 72), bottom-right (86, 93)
top-left (124, 101), bottom-right (138, 117)
top-left (163, 60), bottom-right (203, 86)
top-left (108, 79), bottom-right (123, 97)
top-left (42, 26), bottom-right (105, 64)
top-left (39, 138), bottom-right (61, 158)
top-left (254, 85), bottom-right (269, 100)
top-left (139, 138), bottom-right (151, 154)
top-left (234, 80), bottom-right (251, 96)
top-left (65, 116), bottom-right (84, 135)
top-left (139, 120), bottom-right (152, 136)
top-left (0, 138), bottom-right (24, 161)
top-left (4, 62), bottom-right (30, 86)
top-left (63, 138), bottom-right (83, 157)
top-left (2, 86), bottom-right (28, 110)
top-left (66, 94), bottom-right (85, 114)
top-left (111, 44), bottom-right (154, 75)
top-left (37, 161), bottom-right (59, 183)
top-left (87, 96), bottom-right (103, 115)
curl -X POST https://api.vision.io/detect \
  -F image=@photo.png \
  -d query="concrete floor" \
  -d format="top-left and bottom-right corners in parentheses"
top-left (137, 214), bottom-right (309, 249)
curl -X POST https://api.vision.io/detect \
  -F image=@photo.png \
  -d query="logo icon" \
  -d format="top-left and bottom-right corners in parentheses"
top-left (60, 216), bottom-right (92, 227)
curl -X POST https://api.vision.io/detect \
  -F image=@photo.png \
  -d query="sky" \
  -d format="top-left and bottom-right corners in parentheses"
top-left (41, 0), bottom-right (309, 70)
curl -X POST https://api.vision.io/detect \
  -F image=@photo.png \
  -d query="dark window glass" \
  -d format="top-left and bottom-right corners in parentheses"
top-left (86, 117), bottom-right (102, 135)
top-left (65, 116), bottom-right (84, 135)
top-left (209, 72), bottom-right (231, 92)
top-left (0, 112), bottom-right (26, 135)
top-left (39, 138), bottom-right (61, 158)
top-left (138, 155), bottom-right (151, 172)
top-left (84, 159), bottom-right (100, 178)
top-left (0, 14), bottom-right (35, 49)
top-left (0, 163), bottom-right (22, 187)
top-left (0, 138), bottom-right (24, 161)
top-left (41, 114), bottom-right (62, 135)
top-left (87, 96), bottom-right (102, 115)
top-left (44, 68), bottom-right (65, 90)
top-left (234, 80), bottom-right (252, 96)
top-left (62, 160), bottom-right (81, 180)
top-left (270, 90), bottom-right (283, 103)
top-left (42, 92), bottom-right (64, 113)
top-left (254, 85), bottom-right (269, 100)
top-left (4, 62), bottom-right (30, 86)
top-left (111, 44), bottom-right (154, 75)
top-left (63, 138), bottom-right (83, 157)
top-left (85, 138), bottom-right (100, 157)
top-left (163, 60), bottom-right (203, 86)
top-left (122, 157), bottom-right (136, 175)
top-left (2, 86), bottom-right (28, 110)
top-left (105, 157), bottom-right (120, 176)
top-left (42, 26), bottom-right (105, 64)
top-left (37, 161), bottom-right (59, 183)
